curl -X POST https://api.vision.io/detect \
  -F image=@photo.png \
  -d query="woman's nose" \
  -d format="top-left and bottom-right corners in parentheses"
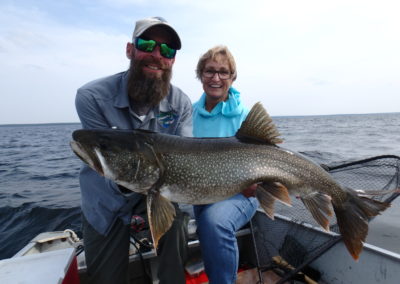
top-left (211, 72), bottom-right (221, 81)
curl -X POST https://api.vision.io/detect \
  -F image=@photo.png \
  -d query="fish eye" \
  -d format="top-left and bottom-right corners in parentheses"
top-left (99, 140), bottom-right (109, 150)
top-left (99, 144), bottom-right (107, 150)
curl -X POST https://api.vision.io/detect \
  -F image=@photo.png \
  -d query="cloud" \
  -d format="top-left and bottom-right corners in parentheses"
top-left (0, 0), bottom-right (399, 123)
top-left (0, 4), bottom-right (130, 124)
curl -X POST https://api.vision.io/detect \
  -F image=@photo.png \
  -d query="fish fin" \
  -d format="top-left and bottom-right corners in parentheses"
top-left (142, 140), bottom-right (171, 249)
top-left (260, 181), bottom-right (292, 206)
top-left (255, 187), bottom-right (276, 219)
top-left (256, 182), bottom-right (292, 219)
top-left (333, 191), bottom-right (390, 261)
top-left (141, 142), bottom-right (166, 176)
top-left (300, 192), bottom-right (333, 231)
top-left (236, 102), bottom-right (283, 145)
top-left (146, 191), bottom-right (176, 249)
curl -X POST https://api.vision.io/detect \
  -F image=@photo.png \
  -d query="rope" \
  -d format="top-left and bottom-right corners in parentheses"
top-left (64, 229), bottom-right (80, 243)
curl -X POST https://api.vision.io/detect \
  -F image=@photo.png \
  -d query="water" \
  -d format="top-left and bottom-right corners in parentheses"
top-left (0, 123), bottom-right (82, 259)
top-left (275, 113), bottom-right (400, 162)
top-left (1, 113), bottom-right (399, 260)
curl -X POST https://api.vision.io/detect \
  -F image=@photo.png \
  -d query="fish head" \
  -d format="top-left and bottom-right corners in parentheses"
top-left (70, 129), bottom-right (161, 193)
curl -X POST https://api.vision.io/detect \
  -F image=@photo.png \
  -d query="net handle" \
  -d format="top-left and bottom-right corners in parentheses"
top-left (326, 155), bottom-right (400, 171)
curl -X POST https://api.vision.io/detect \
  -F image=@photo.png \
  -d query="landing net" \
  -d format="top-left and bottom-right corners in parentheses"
top-left (249, 155), bottom-right (400, 283)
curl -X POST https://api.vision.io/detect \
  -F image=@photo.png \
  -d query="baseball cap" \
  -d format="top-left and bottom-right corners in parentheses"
top-left (133, 16), bottom-right (181, 50)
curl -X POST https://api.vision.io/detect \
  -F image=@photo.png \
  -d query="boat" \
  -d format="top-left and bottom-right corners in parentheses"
top-left (1, 155), bottom-right (399, 283)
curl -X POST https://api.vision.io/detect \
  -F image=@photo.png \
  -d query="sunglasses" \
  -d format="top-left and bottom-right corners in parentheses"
top-left (134, 37), bottom-right (177, 59)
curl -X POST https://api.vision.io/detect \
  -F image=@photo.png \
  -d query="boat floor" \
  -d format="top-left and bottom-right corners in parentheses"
top-left (9, 210), bottom-right (400, 284)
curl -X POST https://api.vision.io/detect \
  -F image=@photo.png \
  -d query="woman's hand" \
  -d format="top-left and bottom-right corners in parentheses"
top-left (242, 183), bottom-right (258, 197)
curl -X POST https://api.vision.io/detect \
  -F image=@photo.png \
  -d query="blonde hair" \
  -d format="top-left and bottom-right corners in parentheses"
top-left (196, 45), bottom-right (237, 81)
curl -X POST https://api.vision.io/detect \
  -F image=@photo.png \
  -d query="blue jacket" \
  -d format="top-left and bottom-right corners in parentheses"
top-left (192, 87), bottom-right (249, 138)
top-left (75, 71), bottom-right (193, 235)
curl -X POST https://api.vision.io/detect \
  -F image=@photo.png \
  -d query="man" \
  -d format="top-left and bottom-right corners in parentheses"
top-left (75, 16), bottom-right (192, 284)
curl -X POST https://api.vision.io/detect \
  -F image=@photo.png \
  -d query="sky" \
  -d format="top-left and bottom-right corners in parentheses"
top-left (0, 0), bottom-right (399, 124)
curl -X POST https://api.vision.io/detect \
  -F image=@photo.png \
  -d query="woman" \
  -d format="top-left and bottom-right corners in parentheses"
top-left (192, 45), bottom-right (259, 284)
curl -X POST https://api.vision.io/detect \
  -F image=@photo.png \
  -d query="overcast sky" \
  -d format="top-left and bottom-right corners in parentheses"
top-left (1, 0), bottom-right (399, 124)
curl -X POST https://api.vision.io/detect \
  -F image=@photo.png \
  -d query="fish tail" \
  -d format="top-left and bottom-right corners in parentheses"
top-left (333, 192), bottom-right (390, 261)
top-left (146, 191), bottom-right (176, 250)
top-left (355, 187), bottom-right (400, 197)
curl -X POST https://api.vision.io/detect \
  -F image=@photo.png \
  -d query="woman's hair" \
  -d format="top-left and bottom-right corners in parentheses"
top-left (196, 45), bottom-right (237, 81)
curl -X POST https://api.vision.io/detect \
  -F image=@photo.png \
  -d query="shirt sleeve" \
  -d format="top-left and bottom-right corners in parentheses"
top-left (176, 95), bottom-right (193, 137)
top-left (75, 88), bottom-right (110, 129)
top-left (75, 88), bottom-right (131, 196)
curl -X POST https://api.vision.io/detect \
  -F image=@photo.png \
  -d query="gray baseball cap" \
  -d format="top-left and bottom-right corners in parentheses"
top-left (133, 16), bottom-right (181, 50)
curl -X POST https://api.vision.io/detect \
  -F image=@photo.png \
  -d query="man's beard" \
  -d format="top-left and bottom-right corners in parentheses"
top-left (127, 58), bottom-right (172, 107)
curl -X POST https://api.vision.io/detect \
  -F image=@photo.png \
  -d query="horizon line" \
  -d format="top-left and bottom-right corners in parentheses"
top-left (1, 111), bottom-right (400, 126)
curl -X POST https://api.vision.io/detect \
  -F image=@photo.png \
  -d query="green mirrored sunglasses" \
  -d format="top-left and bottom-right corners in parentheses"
top-left (134, 37), bottom-right (177, 59)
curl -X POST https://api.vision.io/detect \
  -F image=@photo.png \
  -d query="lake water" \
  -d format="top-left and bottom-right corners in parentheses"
top-left (0, 112), bottom-right (399, 259)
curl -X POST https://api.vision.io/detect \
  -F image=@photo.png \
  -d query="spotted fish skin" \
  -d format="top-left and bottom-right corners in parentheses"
top-left (70, 103), bottom-right (390, 260)
top-left (157, 137), bottom-right (333, 204)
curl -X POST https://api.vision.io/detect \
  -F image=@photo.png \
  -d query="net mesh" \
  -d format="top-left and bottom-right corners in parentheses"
top-left (250, 155), bottom-right (400, 281)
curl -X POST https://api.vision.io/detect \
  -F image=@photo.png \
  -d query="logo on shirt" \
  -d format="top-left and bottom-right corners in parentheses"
top-left (157, 111), bottom-right (178, 128)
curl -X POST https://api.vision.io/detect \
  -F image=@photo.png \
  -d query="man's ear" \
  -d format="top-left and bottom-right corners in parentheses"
top-left (126, 42), bottom-right (134, 59)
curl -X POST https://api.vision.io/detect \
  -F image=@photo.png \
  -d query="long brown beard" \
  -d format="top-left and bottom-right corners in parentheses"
top-left (127, 58), bottom-right (172, 107)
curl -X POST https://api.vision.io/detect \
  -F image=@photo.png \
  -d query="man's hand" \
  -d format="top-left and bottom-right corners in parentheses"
top-left (242, 183), bottom-right (258, 198)
top-left (118, 185), bottom-right (131, 194)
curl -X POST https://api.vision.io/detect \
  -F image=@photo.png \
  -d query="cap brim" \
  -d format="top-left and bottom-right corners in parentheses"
top-left (135, 22), bottom-right (181, 50)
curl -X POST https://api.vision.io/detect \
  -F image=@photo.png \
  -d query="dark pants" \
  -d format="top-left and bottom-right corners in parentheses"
top-left (82, 202), bottom-right (188, 284)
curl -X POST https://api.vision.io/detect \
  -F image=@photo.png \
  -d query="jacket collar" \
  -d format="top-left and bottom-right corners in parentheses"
top-left (195, 87), bottom-right (244, 117)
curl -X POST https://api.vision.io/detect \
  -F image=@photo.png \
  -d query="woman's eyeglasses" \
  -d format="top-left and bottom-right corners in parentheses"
top-left (134, 37), bottom-right (177, 59)
top-left (202, 69), bottom-right (232, 80)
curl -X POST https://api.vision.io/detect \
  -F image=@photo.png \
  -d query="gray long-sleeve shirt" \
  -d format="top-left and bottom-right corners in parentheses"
top-left (75, 71), bottom-right (192, 235)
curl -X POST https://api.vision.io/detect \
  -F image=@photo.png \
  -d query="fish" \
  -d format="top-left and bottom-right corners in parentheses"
top-left (70, 102), bottom-right (390, 260)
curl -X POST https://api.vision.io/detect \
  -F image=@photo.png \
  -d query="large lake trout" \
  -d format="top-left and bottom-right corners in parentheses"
top-left (70, 103), bottom-right (389, 260)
